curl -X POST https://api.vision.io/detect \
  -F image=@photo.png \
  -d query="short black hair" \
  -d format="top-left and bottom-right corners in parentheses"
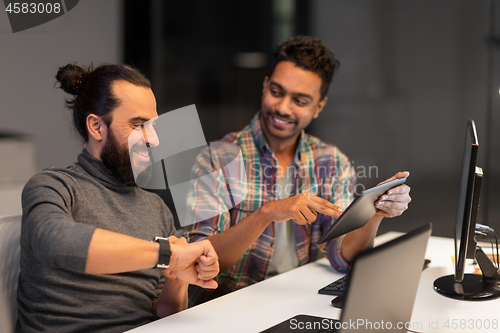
top-left (270, 36), bottom-right (339, 100)
top-left (55, 63), bottom-right (151, 142)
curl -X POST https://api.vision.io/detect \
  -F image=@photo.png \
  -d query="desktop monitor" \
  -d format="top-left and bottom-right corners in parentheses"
top-left (434, 120), bottom-right (500, 300)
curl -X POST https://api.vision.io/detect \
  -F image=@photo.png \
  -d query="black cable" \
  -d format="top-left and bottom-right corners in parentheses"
top-left (493, 231), bottom-right (499, 269)
top-left (487, 232), bottom-right (496, 268)
top-left (484, 230), bottom-right (500, 269)
top-left (478, 229), bottom-right (500, 269)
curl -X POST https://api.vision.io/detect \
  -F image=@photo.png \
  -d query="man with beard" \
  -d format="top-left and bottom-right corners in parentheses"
top-left (184, 36), bottom-right (412, 306)
top-left (17, 64), bottom-right (219, 333)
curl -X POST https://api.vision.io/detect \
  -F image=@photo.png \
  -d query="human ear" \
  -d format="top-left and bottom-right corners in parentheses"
top-left (86, 114), bottom-right (107, 142)
top-left (262, 76), bottom-right (269, 95)
top-left (313, 96), bottom-right (328, 119)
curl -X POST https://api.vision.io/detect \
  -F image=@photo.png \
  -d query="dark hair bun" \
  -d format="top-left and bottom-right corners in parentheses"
top-left (55, 64), bottom-right (87, 95)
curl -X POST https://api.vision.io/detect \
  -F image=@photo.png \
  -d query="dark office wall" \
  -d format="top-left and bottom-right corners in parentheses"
top-left (312, 0), bottom-right (491, 179)
top-left (125, 0), bottom-right (287, 143)
top-left (311, 0), bottom-right (500, 235)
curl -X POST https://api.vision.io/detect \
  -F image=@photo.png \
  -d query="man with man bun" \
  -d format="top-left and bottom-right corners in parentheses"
top-left (17, 64), bottom-right (219, 332)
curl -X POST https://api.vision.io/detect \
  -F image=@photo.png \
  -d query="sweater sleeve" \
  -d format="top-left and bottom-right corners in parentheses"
top-left (21, 171), bottom-right (96, 273)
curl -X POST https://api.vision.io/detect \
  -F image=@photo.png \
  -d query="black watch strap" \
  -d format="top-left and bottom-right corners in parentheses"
top-left (153, 236), bottom-right (171, 269)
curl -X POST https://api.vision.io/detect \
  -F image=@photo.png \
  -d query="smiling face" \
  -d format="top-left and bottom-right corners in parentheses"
top-left (260, 61), bottom-right (327, 149)
top-left (100, 80), bottom-right (159, 185)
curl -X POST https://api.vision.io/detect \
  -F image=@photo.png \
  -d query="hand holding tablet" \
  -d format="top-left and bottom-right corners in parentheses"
top-left (317, 176), bottom-right (407, 244)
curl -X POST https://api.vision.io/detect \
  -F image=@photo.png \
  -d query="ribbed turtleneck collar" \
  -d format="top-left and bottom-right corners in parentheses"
top-left (76, 149), bottom-right (136, 191)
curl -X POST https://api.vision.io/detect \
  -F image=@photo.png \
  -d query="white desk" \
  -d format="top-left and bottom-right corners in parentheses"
top-left (128, 233), bottom-right (500, 333)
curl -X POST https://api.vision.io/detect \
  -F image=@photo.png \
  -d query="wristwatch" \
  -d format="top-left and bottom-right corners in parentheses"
top-left (153, 236), bottom-right (171, 269)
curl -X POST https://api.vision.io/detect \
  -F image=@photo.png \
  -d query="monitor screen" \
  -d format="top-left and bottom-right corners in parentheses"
top-left (454, 119), bottom-right (479, 282)
top-left (433, 119), bottom-right (500, 301)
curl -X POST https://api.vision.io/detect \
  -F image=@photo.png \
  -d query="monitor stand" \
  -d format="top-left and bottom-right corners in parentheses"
top-left (434, 247), bottom-right (500, 300)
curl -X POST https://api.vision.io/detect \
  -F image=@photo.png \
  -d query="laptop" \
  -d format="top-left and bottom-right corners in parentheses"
top-left (261, 223), bottom-right (432, 332)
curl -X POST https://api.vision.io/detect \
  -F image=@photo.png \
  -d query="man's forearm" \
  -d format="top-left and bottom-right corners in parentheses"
top-left (341, 215), bottom-right (383, 262)
top-left (85, 228), bottom-right (159, 274)
top-left (207, 207), bottom-right (271, 272)
top-left (87, 229), bottom-right (190, 317)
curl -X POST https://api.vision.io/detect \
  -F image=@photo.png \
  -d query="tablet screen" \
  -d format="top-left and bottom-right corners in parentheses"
top-left (317, 177), bottom-right (407, 244)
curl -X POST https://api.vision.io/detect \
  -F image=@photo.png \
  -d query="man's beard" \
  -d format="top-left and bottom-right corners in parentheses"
top-left (100, 128), bottom-right (153, 187)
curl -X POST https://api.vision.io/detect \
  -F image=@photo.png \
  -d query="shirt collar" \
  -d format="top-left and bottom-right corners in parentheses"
top-left (249, 111), bottom-right (268, 155)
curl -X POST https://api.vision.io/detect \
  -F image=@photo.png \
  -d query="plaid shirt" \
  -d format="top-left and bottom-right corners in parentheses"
top-left (184, 112), bottom-right (356, 306)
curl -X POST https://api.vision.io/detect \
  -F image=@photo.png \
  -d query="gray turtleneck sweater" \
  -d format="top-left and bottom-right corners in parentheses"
top-left (17, 149), bottom-right (175, 333)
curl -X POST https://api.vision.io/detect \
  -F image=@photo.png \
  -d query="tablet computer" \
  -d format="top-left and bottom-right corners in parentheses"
top-left (317, 177), bottom-right (407, 244)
